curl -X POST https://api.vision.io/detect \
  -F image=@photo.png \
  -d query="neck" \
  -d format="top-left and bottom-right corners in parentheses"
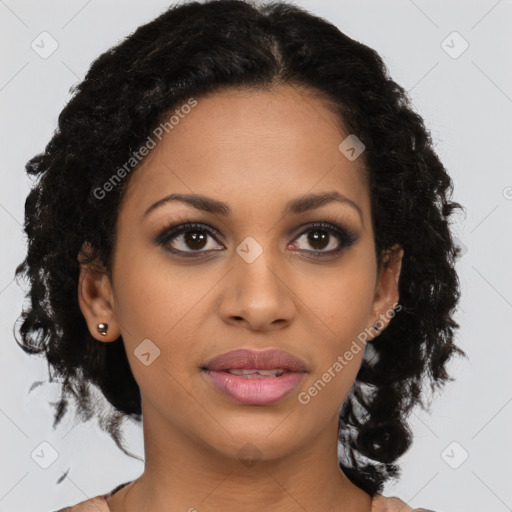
top-left (108, 398), bottom-right (372, 512)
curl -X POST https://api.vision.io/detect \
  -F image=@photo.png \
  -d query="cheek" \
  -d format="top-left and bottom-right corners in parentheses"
top-left (111, 248), bottom-right (223, 392)
top-left (304, 262), bottom-right (376, 344)
top-left (110, 253), bottom-right (199, 408)
top-left (298, 289), bottom-right (369, 417)
top-left (112, 243), bottom-right (211, 338)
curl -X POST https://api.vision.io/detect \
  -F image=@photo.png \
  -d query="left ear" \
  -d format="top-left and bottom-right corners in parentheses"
top-left (369, 243), bottom-right (404, 337)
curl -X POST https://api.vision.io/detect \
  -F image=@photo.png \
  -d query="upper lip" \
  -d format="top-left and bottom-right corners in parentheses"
top-left (202, 348), bottom-right (308, 372)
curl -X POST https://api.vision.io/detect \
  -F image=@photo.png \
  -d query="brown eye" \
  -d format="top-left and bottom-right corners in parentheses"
top-left (181, 231), bottom-right (208, 250)
top-left (289, 222), bottom-right (358, 257)
top-left (306, 229), bottom-right (330, 250)
top-left (156, 222), bottom-right (224, 257)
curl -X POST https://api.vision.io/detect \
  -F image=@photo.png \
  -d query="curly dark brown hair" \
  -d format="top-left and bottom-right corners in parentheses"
top-left (14, 0), bottom-right (467, 496)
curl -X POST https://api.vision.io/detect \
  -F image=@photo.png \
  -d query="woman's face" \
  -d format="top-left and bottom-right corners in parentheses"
top-left (79, 83), bottom-right (402, 464)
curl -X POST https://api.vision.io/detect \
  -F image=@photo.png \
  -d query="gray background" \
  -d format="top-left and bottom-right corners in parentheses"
top-left (1, 1), bottom-right (511, 511)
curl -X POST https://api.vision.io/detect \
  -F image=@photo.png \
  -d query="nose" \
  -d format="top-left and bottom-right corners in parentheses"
top-left (218, 245), bottom-right (296, 332)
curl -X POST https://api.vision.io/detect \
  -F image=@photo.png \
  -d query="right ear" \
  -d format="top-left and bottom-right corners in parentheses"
top-left (77, 242), bottom-right (121, 342)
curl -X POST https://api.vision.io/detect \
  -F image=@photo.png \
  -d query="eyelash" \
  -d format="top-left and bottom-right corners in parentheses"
top-left (154, 219), bottom-right (358, 259)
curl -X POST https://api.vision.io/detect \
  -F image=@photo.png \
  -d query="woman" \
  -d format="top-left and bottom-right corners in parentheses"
top-left (15, 0), bottom-right (465, 510)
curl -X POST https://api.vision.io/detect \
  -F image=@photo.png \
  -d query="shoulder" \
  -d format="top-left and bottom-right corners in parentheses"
top-left (52, 495), bottom-right (109, 512)
top-left (372, 493), bottom-right (436, 512)
top-left (52, 480), bottom-right (132, 512)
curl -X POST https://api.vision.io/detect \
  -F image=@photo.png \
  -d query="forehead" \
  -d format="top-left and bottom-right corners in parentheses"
top-left (120, 84), bottom-right (370, 221)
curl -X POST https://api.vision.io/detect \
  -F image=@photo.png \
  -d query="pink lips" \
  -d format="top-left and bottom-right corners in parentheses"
top-left (202, 348), bottom-right (308, 405)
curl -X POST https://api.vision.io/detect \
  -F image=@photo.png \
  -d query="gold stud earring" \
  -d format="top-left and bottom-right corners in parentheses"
top-left (97, 323), bottom-right (108, 336)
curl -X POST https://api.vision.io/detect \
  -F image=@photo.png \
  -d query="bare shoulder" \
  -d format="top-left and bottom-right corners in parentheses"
top-left (52, 480), bottom-right (132, 511)
top-left (52, 495), bottom-right (110, 512)
top-left (372, 493), bottom-right (437, 512)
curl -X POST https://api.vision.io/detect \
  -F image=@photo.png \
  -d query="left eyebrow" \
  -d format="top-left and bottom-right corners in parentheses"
top-left (142, 191), bottom-right (363, 225)
top-left (143, 193), bottom-right (230, 218)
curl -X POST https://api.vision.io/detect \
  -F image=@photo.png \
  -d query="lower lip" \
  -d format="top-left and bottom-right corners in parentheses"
top-left (202, 370), bottom-right (306, 405)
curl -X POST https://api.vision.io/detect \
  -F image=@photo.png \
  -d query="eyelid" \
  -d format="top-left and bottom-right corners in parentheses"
top-left (154, 215), bottom-right (359, 256)
top-left (291, 219), bottom-right (358, 240)
top-left (154, 219), bottom-right (224, 246)
top-left (291, 221), bottom-right (358, 254)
